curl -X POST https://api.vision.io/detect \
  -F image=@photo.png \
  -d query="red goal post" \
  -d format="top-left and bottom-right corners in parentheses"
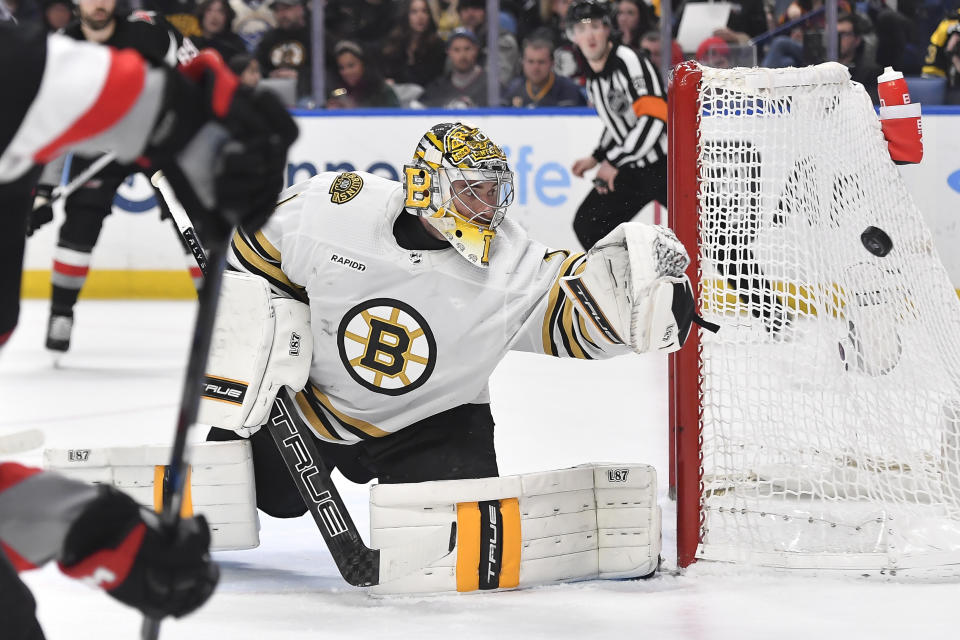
top-left (668, 61), bottom-right (704, 569)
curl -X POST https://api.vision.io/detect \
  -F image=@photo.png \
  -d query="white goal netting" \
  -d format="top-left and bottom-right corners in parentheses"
top-left (692, 63), bottom-right (960, 574)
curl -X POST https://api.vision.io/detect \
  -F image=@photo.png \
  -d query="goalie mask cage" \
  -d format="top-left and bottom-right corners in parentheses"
top-left (668, 61), bottom-right (960, 576)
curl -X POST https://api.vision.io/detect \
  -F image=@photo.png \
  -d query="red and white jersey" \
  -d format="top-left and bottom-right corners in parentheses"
top-left (0, 27), bottom-right (165, 184)
top-left (226, 171), bottom-right (633, 444)
top-left (0, 462), bottom-right (99, 571)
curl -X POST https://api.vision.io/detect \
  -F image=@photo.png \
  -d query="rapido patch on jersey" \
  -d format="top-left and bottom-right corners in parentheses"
top-left (337, 299), bottom-right (436, 396)
top-left (329, 172), bottom-right (364, 204)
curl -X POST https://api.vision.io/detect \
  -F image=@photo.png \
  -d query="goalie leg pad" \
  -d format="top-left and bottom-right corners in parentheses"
top-left (43, 441), bottom-right (259, 551)
top-left (199, 271), bottom-right (312, 436)
top-left (368, 463), bottom-right (661, 595)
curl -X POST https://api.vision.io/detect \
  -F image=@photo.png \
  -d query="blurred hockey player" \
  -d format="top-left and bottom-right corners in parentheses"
top-left (567, 0), bottom-right (668, 249)
top-left (26, 0), bottom-right (208, 352)
top-left (0, 461), bottom-right (218, 639)
top-left (206, 122), bottom-right (699, 519)
top-left (0, 23), bottom-right (298, 353)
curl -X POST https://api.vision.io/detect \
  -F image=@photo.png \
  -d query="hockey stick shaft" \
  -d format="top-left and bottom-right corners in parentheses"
top-left (150, 171), bottom-right (208, 275)
top-left (50, 151), bottom-right (117, 203)
top-left (140, 176), bottom-right (228, 640)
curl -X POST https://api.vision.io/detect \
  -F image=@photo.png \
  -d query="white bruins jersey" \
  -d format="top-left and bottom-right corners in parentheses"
top-left (228, 171), bottom-right (632, 444)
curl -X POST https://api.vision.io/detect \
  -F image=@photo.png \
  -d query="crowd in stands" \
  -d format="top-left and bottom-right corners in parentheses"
top-left (6, 0), bottom-right (960, 105)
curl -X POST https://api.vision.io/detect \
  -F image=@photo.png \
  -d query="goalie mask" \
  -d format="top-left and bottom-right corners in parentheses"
top-left (402, 122), bottom-right (515, 267)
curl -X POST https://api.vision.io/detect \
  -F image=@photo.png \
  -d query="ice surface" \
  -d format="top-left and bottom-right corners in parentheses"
top-left (2, 301), bottom-right (957, 640)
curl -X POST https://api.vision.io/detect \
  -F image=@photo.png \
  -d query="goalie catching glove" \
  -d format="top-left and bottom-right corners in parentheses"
top-left (561, 222), bottom-right (716, 354)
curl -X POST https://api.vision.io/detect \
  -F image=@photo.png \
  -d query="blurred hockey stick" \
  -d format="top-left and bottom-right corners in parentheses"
top-left (156, 181), bottom-right (456, 587)
top-left (151, 171), bottom-right (207, 276)
top-left (0, 429), bottom-right (44, 455)
top-left (140, 172), bottom-right (228, 640)
top-left (50, 151), bottom-right (117, 204)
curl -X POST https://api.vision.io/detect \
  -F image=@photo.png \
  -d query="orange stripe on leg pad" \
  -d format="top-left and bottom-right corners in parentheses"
top-left (456, 502), bottom-right (481, 592)
top-left (633, 95), bottom-right (668, 122)
top-left (153, 465), bottom-right (194, 518)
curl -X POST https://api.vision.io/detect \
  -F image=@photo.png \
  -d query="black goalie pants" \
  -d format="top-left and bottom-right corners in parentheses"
top-left (208, 402), bottom-right (499, 519)
top-left (572, 157), bottom-right (668, 250)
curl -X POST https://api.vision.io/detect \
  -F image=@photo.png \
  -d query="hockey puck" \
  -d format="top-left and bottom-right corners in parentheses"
top-left (861, 226), bottom-right (893, 257)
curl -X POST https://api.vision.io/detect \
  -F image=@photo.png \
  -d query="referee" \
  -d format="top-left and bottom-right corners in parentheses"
top-left (567, 0), bottom-right (667, 249)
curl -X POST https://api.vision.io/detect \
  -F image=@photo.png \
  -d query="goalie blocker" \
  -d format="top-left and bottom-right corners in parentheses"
top-left (370, 463), bottom-right (661, 595)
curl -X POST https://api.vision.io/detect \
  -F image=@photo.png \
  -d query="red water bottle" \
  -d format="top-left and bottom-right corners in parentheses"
top-left (876, 66), bottom-right (923, 165)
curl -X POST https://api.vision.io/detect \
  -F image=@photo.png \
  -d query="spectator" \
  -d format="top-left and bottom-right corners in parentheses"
top-left (922, 7), bottom-right (960, 96)
top-left (325, 0), bottom-right (395, 50)
top-left (696, 35), bottom-right (732, 68)
top-left (837, 12), bottom-right (882, 103)
top-left (232, 0), bottom-right (277, 52)
top-left (193, 0), bottom-right (247, 61)
top-left (256, 0), bottom-right (312, 100)
top-left (552, 0), bottom-right (592, 86)
top-left (3, 0), bottom-right (40, 25)
top-left (541, 0), bottom-right (573, 45)
top-left (504, 32), bottom-right (587, 106)
top-left (41, 0), bottom-right (72, 31)
top-left (381, 0), bottom-right (447, 89)
top-left (638, 29), bottom-right (684, 70)
top-left (327, 40), bottom-right (401, 108)
top-left (616, 0), bottom-right (656, 52)
top-left (762, 0), bottom-right (852, 68)
top-left (866, 0), bottom-right (920, 73)
top-left (229, 52), bottom-right (263, 87)
top-left (712, 0), bottom-right (772, 46)
top-left (420, 26), bottom-right (489, 107)
top-left (457, 0), bottom-right (521, 87)
top-left (427, 0), bottom-right (460, 39)
top-left (146, 0), bottom-right (202, 38)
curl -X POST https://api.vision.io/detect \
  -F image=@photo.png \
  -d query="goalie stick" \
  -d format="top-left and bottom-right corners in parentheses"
top-left (0, 429), bottom-right (44, 455)
top-left (264, 388), bottom-right (456, 586)
top-left (155, 181), bottom-right (455, 587)
top-left (141, 174), bottom-right (229, 640)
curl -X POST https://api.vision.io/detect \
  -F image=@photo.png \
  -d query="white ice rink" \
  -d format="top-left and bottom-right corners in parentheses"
top-left (3, 300), bottom-right (958, 640)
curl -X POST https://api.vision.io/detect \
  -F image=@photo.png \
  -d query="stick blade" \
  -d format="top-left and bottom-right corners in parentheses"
top-left (0, 429), bottom-right (45, 455)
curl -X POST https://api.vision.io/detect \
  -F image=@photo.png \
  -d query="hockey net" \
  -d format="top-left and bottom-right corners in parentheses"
top-left (669, 62), bottom-right (960, 575)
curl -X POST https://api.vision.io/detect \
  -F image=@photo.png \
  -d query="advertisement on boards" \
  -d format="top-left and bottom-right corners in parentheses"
top-left (20, 111), bottom-right (960, 290)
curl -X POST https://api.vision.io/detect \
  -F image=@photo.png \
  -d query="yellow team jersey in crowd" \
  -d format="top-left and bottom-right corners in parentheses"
top-left (922, 11), bottom-right (960, 78)
top-left (227, 171), bottom-right (631, 444)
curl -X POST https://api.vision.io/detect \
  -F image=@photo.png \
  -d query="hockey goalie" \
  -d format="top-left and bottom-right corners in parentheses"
top-left (52, 123), bottom-right (708, 594)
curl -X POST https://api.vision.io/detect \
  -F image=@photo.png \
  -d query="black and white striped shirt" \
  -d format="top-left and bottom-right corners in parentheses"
top-left (587, 44), bottom-right (667, 170)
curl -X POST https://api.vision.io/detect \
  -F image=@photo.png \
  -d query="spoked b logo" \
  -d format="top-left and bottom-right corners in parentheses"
top-left (337, 298), bottom-right (436, 396)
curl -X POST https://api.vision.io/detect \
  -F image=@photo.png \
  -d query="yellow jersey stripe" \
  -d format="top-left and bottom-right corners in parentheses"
top-left (294, 390), bottom-right (340, 441)
top-left (541, 253), bottom-right (585, 356)
top-left (306, 384), bottom-right (392, 439)
top-left (252, 230), bottom-right (282, 263)
top-left (231, 231), bottom-right (306, 302)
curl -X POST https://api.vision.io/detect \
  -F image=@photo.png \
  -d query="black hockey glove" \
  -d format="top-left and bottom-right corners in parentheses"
top-left (25, 183), bottom-right (55, 237)
top-left (58, 485), bottom-right (219, 620)
top-left (143, 49), bottom-right (298, 244)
